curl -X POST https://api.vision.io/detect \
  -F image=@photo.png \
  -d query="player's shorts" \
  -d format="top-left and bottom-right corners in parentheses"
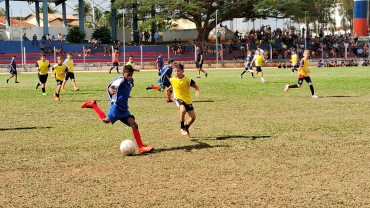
top-left (107, 104), bottom-right (135, 125)
top-left (56, 79), bottom-right (63, 86)
top-left (195, 62), bottom-right (203, 69)
top-left (174, 98), bottom-right (194, 112)
top-left (38, 74), bottom-right (48, 83)
top-left (112, 62), bottom-right (119, 66)
top-left (291, 63), bottom-right (297, 67)
top-left (159, 83), bottom-right (171, 89)
top-left (9, 69), bottom-right (17, 75)
top-left (298, 77), bottom-right (312, 85)
top-left (256, 66), bottom-right (263, 73)
top-left (64, 72), bottom-right (75, 81)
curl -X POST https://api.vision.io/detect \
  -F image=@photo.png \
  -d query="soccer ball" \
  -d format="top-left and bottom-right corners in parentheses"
top-left (120, 140), bottom-right (136, 156)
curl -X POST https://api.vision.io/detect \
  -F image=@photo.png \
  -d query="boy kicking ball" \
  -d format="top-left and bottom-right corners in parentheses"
top-left (168, 62), bottom-right (200, 137)
top-left (285, 50), bottom-right (318, 98)
top-left (81, 65), bottom-right (154, 154)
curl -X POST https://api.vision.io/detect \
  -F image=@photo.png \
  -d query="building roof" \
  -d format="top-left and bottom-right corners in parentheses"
top-left (25, 13), bottom-right (79, 22)
top-left (0, 16), bottom-right (35, 27)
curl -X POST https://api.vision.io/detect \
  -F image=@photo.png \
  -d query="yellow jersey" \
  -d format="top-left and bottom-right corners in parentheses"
top-left (126, 62), bottom-right (135, 69)
top-left (63, 59), bottom-right (74, 73)
top-left (37, 60), bottom-right (50, 75)
top-left (291, 54), bottom-right (297, 63)
top-left (170, 76), bottom-right (195, 105)
top-left (254, 55), bottom-right (264, 66)
top-left (298, 58), bottom-right (310, 78)
top-left (53, 64), bottom-right (67, 81)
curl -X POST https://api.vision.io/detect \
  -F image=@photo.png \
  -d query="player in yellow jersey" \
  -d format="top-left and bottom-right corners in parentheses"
top-left (247, 49), bottom-right (267, 83)
top-left (35, 54), bottom-right (51, 95)
top-left (126, 55), bottom-right (140, 72)
top-left (61, 53), bottom-right (79, 92)
top-left (285, 50), bottom-right (318, 98)
top-left (168, 62), bottom-right (200, 137)
top-left (290, 50), bottom-right (298, 75)
top-left (52, 56), bottom-right (68, 101)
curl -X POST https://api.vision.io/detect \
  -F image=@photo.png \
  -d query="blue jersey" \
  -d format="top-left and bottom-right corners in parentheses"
top-left (157, 65), bottom-right (173, 86)
top-left (318, 62), bottom-right (323, 67)
top-left (9, 59), bottom-right (16, 72)
top-left (245, 55), bottom-right (252, 67)
top-left (107, 76), bottom-right (133, 109)
top-left (157, 56), bottom-right (164, 68)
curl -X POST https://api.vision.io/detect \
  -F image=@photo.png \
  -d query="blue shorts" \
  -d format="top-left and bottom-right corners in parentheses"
top-left (106, 104), bottom-right (134, 126)
top-left (112, 62), bottom-right (118, 66)
top-left (298, 77), bottom-right (312, 85)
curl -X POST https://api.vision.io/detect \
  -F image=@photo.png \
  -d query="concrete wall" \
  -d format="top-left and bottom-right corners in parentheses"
top-left (116, 27), bottom-right (133, 42)
top-left (2, 26), bottom-right (132, 42)
top-left (163, 29), bottom-right (198, 42)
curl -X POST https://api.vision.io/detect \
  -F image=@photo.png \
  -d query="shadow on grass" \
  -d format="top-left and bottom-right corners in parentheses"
top-left (194, 135), bottom-right (271, 141)
top-left (149, 141), bottom-right (229, 154)
top-left (324, 95), bottom-right (358, 98)
top-left (131, 96), bottom-right (168, 99)
top-left (0, 126), bottom-right (52, 131)
top-left (193, 100), bottom-right (214, 103)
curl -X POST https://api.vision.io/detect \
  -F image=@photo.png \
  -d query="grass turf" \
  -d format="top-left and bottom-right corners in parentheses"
top-left (1, 67), bottom-right (370, 207)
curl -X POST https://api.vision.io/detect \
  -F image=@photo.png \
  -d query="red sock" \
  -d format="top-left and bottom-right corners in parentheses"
top-left (152, 86), bottom-right (160, 90)
top-left (92, 104), bottom-right (106, 120)
top-left (133, 129), bottom-right (143, 148)
top-left (167, 97), bottom-right (171, 101)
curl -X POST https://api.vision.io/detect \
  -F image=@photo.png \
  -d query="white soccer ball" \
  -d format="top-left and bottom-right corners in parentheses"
top-left (120, 140), bottom-right (136, 156)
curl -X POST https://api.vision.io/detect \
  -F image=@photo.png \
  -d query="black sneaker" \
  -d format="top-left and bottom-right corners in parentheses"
top-left (146, 85), bottom-right (153, 90)
top-left (15, 81), bottom-right (19, 83)
top-left (6, 79), bottom-right (8, 83)
top-left (167, 99), bottom-right (173, 103)
top-left (205, 72), bottom-right (208, 77)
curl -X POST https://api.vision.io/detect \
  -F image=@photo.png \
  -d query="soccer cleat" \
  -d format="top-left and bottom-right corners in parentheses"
top-left (181, 129), bottom-right (189, 136)
top-left (35, 82), bottom-right (40, 89)
top-left (312, 94), bottom-right (319, 98)
top-left (54, 93), bottom-right (60, 101)
top-left (42, 93), bottom-right (48, 96)
top-left (74, 87), bottom-right (80, 91)
top-left (167, 99), bottom-right (173, 103)
top-left (291, 72), bottom-right (294, 75)
top-left (6, 79), bottom-right (8, 83)
top-left (239, 75), bottom-right (242, 78)
top-left (61, 88), bottom-right (66, 91)
top-left (146, 85), bottom-right (153, 90)
top-left (139, 146), bottom-right (154, 154)
top-left (81, 100), bottom-right (96, 108)
top-left (15, 81), bottom-right (19, 83)
top-left (285, 85), bottom-right (290, 93)
top-left (205, 72), bottom-right (208, 77)
top-left (197, 75), bottom-right (201, 78)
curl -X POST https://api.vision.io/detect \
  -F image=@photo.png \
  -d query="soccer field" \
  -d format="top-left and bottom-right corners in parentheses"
top-left (1, 67), bottom-right (370, 206)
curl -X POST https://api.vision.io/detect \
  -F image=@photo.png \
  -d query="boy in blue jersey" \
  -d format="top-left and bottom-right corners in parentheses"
top-left (156, 52), bottom-right (164, 76)
top-left (239, 50), bottom-right (255, 78)
top-left (6, 56), bottom-right (19, 83)
top-left (318, 60), bottom-right (323, 67)
top-left (146, 58), bottom-right (175, 102)
top-left (81, 65), bottom-right (154, 154)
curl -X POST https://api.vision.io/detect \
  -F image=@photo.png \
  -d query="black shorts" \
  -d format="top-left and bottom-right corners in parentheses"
top-left (38, 74), bottom-right (48, 83)
top-left (64, 72), bottom-right (75, 81)
top-left (56, 79), bottom-right (63, 86)
top-left (298, 77), bottom-right (312, 85)
top-left (195, 61), bottom-right (203, 69)
top-left (9, 70), bottom-right (17, 75)
top-left (245, 66), bottom-right (252, 70)
top-left (175, 98), bottom-right (194, 112)
top-left (256, 66), bottom-right (262, 72)
top-left (112, 62), bottom-right (119, 66)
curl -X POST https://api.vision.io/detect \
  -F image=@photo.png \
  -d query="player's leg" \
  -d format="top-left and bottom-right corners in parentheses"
top-left (285, 78), bottom-right (302, 93)
top-left (116, 65), bottom-right (119, 74)
top-left (166, 88), bottom-right (172, 102)
top-left (7, 74), bottom-right (14, 82)
top-left (69, 73), bottom-right (79, 91)
top-left (14, 73), bottom-right (18, 83)
top-left (306, 77), bottom-right (318, 98)
top-left (185, 109), bottom-right (196, 136)
top-left (199, 65), bottom-right (207, 77)
top-left (61, 73), bottom-right (68, 91)
top-left (179, 104), bottom-right (189, 136)
top-left (81, 100), bottom-right (107, 120)
top-left (240, 68), bottom-right (248, 78)
top-left (127, 116), bottom-right (154, 153)
top-left (54, 81), bottom-right (62, 101)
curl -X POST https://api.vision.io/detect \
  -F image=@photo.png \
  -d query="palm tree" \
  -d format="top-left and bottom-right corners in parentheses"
top-left (73, 0), bottom-right (92, 22)
top-left (39, 4), bottom-right (59, 14)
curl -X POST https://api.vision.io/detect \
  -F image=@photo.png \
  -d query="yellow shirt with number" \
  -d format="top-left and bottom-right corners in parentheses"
top-left (170, 76), bottom-right (195, 105)
top-left (298, 58), bottom-right (310, 78)
top-left (53, 64), bottom-right (67, 81)
top-left (37, 60), bottom-right (50, 75)
top-left (254, 55), bottom-right (264, 66)
top-left (291, 54), bottom-right (297, 63)
top-left (63, 59), bottom-right (74, 73)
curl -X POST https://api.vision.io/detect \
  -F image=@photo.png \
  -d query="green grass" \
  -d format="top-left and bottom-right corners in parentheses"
top-left (1, 67), bottom-right (370, 207)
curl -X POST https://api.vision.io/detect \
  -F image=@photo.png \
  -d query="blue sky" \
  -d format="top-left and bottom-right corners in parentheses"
top-left (0, 0), bottom-right (111, 17)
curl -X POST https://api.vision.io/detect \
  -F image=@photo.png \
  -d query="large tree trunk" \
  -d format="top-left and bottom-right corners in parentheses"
top-left (196, 27), bottom-right (214, 43)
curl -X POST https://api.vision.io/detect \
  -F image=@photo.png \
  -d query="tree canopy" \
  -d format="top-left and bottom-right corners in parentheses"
top-left (112, 0), bottom-right (339, 42)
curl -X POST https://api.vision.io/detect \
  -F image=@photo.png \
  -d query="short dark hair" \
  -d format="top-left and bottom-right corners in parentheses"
top-left (12, 55), bottom-right (16, 58)
top-left (123, 64), bottom-right (134, 73)
top-left (129, 55), bottom-right (134, 59)
top-left (173, 62), bottom-right (184, 70)
top-left (40, 54), bottom-right (46, 57)
top-left (168, 58), bottom-right (175, 64)
top-left (67, 52), bottom-right (72, 56)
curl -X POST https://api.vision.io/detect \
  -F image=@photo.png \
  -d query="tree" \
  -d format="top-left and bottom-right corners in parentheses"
top-left (0, 8), bottom-right (5, 16)
top-left (73, 0), bottom-right (92, 22)
top-left (337, 0), bottom-right (354, 35)
top-left (39, 3), bottom-right (59, 14)
top-left (92, 26), bottom-right (112, 43)
top-left (66, 26), bottom-right (86, 43)
top-left (113, 0), bottom-right (337, 42)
